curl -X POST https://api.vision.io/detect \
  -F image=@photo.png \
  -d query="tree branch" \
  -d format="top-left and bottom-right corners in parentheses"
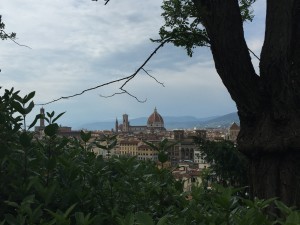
top-left (37, 39), bottom-right (169, 106)
top-left (142, 68), bottom-right (165, 87)
top-left (100, 90), bottom-right (147, 103)
top-left (194, 0), bottom-right (261, 113)
top-left (1, 30), bottom-right (31, 49)
top-left (248, 48), bottom-right (260, 61)
top-left (91, 0), bottom-right (110, 5)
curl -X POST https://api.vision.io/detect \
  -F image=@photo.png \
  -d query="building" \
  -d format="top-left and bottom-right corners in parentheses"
top-left (115, 107), bottom-right (166, 133)
top-left (228, 122), bottom-right (240, 142)
top-left (116, 139), bottom-right (158, 161)
top-left (169, 129), bottom-right (209, 168)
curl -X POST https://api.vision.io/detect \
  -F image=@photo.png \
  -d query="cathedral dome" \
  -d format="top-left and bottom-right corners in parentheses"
top-left (147, 107), bottom-right (164, 128)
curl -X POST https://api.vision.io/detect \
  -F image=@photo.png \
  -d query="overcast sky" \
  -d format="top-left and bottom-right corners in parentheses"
top-left (0, 0), bottom-right (266, 129)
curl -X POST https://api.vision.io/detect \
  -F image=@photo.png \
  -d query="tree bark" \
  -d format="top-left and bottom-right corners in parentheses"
top-left (193, 0), bottom-right (300, 207)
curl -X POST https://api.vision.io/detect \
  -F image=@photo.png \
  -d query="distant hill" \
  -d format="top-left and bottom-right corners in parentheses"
top-left (77, 112), bottom-right (239, 131)
top-left (198, 112), bottom-right (239, 128)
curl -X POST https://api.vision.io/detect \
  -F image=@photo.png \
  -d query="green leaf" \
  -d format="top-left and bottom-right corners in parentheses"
top-left (20, 131), bottom-right (32, 148)
top-left (4, 201), bottom-right (19, 208)
top-left (157, 215), bottom-right (168, 225)
top-left (64, 203), bottom-right (77, 218)
top-left (143, 140), bottom-right (159, 151)
top-left (23, 91), bottom-right (35, 104)
top-left (75, 212), bottom-right (85, 224)
top-left (158, 151), bottom-right (168, 163)
top-left (47, 111), bottom-right (55, 119)
top-left (117, 213), bottom-right (135, 225)
top-left (108, 139), bottom-right (117, 150)
top-left (44, 123), bottom-right (59, 137)
top-left (275, 200), bottom-right (292, 215)
top-left (75, 212), bottom-right (93, 225)
top-left (24, 101), bottom-right (34, 114)
top-left (28, 114), bottom-right (43, 130)
top-left (56, 137), bottom-right (69, 151)
top-left (135, 212), bottom-right (154, 225)
top-left (286, 211), bottom-right (300, 225)
top-left (52, 111), bottom-right (65, 123)
top-left (80, 130), bottom-right (91, 143)
top-left (11, 101), bottom-right (25, 115)
top-left (4, 214), bottom-right (18, 225)
top-left (95, 143), bottom-right (108, 150)
top-left (14, 94), bottom-right (23, 104)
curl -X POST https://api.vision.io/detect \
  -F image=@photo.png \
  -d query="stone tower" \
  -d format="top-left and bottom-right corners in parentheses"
top-left (40, 107), bottom-right (45, 127)
top-left (123, 114), bottom-right (129, 132)
top-left (115, 118), bottom-right (118, 133)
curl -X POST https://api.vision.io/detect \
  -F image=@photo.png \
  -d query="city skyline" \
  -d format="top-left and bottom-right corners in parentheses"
top-left (0, 0), bottom-right (265, 127)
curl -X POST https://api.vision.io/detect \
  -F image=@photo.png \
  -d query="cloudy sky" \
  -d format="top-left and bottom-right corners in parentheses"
top-left (0, 0), bottom-right (265, 129)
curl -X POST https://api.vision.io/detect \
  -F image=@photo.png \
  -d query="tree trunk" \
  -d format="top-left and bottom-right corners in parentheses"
top-left (249, 151), bottom-right (300, 207)
top-left (193, 0), bottom-right (300, 207)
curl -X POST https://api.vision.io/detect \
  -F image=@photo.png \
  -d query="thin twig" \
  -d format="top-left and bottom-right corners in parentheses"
top-left (120, 39), bottom-right (169, 90)
top-left (100, 89), bottom-right (146, 103)
top-left (248, 48), bottom-right (260, 61)
top-left (100, 91), bottom-right (126, 98)
top-left (92, 0), bottom-right (110, 4)
top-left (38, 39), bottom-right (169, 106)
top-left (121, 90), bottom-right (147, 103)
top-left (37, 76), bottom-right (131, 106)
top-left (142, 68), bottom-right (165, 87)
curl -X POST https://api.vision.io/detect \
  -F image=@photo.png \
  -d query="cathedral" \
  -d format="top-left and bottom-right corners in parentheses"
top-left (115, 107), bottom-right (166, 133)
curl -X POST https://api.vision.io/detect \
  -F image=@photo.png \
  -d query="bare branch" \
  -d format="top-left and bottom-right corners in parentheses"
top-left (37, 76), bottom-right (131, 106)
top-left (120, 39), bottom-right (169, 90)
top-left (100, 90), bottom-right (146, 102)
top-left (38, 39), bottom-right (169, 106)
top-left (91, 0), bottom-right (110, 5)
top-left (248, 47), bottom-right (260, 61)
top-left (142, 68), bottom-right (165, 87)
top-left (100, 91), bottom-right (126, 98)
top-left (122, 89), bottom-right (147, 103)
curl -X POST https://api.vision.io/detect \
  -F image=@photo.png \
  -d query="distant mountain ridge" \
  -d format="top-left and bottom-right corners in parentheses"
top-left (77, 112), bottom-right (239, 131)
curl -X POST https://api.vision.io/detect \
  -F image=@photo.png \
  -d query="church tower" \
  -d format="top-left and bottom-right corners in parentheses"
top-left (40, 107), bottom-right (45, 127)
top-left (123, 114), bottom-right (129, 132)
top-left (115, 118), bottom-right (118, 133)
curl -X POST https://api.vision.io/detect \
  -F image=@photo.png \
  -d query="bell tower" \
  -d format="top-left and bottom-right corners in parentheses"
top-left (123, 114), bottom-right (129, 132)
top-left (40, 107), bottom-right (45, 127)
top-left (115, 118), bottom-right (118, 133)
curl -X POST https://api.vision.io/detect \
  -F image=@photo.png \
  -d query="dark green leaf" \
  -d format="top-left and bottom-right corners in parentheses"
top-left (11, 101), bottom-right (25, 115)
top-left (20, 132), bottom-right (32, 148)
top-left (28, 114), bottom-right (43, 130)
top-left (23, 91), bottom-right (35, 104)
top-left (44, 123), bottom-right (59, 137)
top-left (24, 101), bottom-right (34, 114)
top-left (135, 212), bottom-right (154, 225)
top-left (158, 151), bottom-right (168, 163)
top-left (52, 111), bottom-right (65, 123)
top-left (80, 130), bottom-right (91, 143)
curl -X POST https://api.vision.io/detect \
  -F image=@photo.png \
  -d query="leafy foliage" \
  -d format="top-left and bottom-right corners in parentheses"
top-left (143, 138), bottom-right (178, 167)
top-left (0, 88), bottom-right (299, 225)
top-left (195, 138), bottom-right (249, 187)
top-left (0, 15), bottom-right (16, 41)
top-left (155, 0), bottom-right (256, 56)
